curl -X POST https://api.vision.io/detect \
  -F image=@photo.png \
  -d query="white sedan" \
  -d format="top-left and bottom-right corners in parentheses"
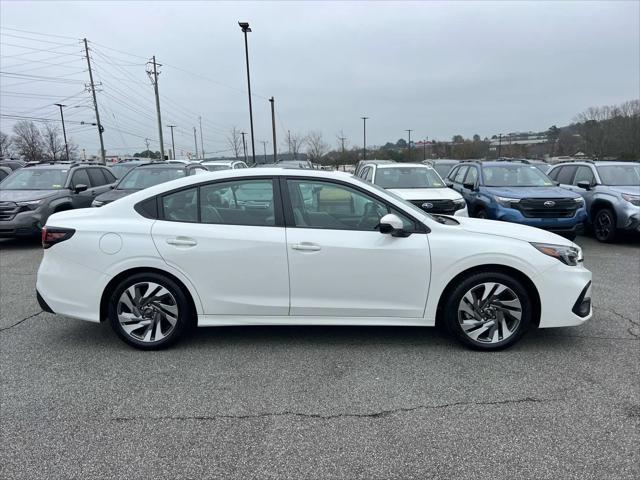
top-left (36, 169), bottom-right (592, 350)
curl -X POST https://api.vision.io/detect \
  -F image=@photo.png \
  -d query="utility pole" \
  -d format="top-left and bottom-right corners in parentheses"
top-left (339, 133), bottom-right (346, 171)
top-left (405, 129), bottom-right (412, 162)
top-left (498, 134), bottom-right (503, 158)
top-left (82, 148), bottom-right (86, 161)
top-left (144, 138), bottom-right (150, 151)
top-left (239, 22), bottom-right (256, 164)
top-left (54, 103), bottom-right (69, 161)
top-left (241, 131), bottom-right (248, 163)
top-left (147, 56), bottom-right (165, 160)
top-left (193, 127), bottom-right (199, 159)
top-left (361, 116), bottom-right (369, 160)
top-left (423, 136), bottom-right (428, 161)
top-left (199, 116), bottom-right (205, 160)
top-left (287, 130), bottom-right (291, 159)
top-left (269, 97), bottom-right (277, 163)
top-left (83, 38), bottom-right (105, 164)
top-left (260, 140), bottom-right (268, 163)
top-left (168, 125), bottom-right (177, 160)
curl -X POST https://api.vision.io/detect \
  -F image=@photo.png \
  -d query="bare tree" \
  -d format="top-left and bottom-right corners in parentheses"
top-left (226, 126), bottom-right (243, 159)
top-left (0, 131), bottom-right (12, 158)
top-left (289, 131), bottom-right (306, 160)
top-left (42, 124), bottom-right (66, 161)
top-left (306, 131), bottom-right (329, 162)
top-left (12, 121), bottom-right (44, 162)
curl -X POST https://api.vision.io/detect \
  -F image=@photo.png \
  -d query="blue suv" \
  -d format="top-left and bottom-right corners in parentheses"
top-left (447, 161), bottom-right (587, 239)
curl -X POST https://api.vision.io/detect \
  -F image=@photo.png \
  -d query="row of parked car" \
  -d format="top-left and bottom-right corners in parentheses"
top-left (0, 157), bottom-right (638, 242)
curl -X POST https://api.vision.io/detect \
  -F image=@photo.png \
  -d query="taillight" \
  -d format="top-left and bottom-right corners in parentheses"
top-left (42, 227), bottom-right (75, 249)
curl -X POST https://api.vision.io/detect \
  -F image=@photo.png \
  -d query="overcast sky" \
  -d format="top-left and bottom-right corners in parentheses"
top-left (1, 1), bottom-right (639, 158)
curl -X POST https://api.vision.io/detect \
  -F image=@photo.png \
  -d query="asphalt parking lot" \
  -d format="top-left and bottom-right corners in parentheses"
top-left (1, 235), bottom-right (638, 480)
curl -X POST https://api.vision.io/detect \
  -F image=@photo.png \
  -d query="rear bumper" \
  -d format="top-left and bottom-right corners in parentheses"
top-left (36, 290), bottom-right (55, 313)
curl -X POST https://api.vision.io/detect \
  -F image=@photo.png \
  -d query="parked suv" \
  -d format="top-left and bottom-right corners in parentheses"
top-left (0, 162), bottom-right (116, 237)
top-left (91, 162), bottom-right (208, 207)
top-left (201, 160), bottom-right (248, 171)
top-left (422, 159), bottom-right (460, 179)
top-left (547, 161), bottom-right (640, 242)
top-left (447, 161), bottom-right (587, 239)
top-left (357, 162), bottom-right (467, 216)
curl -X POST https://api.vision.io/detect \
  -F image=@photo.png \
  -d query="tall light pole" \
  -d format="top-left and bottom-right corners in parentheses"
top-left (260, 140), bottom-right (268, 163)
top-left (361, 116), bottom-right (369, 160)
top-left (199, 116), bottom-right (205, 159)
top-left (269, 97), bottom-right (277, 163)
top-left (54, 103), bottom-right (69, 161)
top-left (405, 129), bottom-right (412, 162)
top-left (241, 131), bottom-right (248, 163)
top-left (423, 136), bottom-right (428, 161)
top-left (167, 125), bottom-right (177, 160)
top-left (239, 22), bottom-right (256, 164)
top-left (193, 127), bottom-right (199, 159)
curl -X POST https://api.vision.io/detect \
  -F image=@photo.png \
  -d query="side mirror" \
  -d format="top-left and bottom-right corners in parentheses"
top-left (377, 213), bottom-right (407, 237)
top-left (463, 181), bottom-right (476, 191)
top-left (73, 184), bottom-right (88, 194)
top-left (576, 180), bottom-right (591, 191)
top-left (445, 180), bottom-right (454, 188)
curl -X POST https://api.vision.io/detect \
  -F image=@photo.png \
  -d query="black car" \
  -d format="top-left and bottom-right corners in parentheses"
top-left (91, 162), bottom-right (207, 207)
top-left (109, 160), bottom-right (155, 179)
top-left (0, 162), bottom-right (116, 237)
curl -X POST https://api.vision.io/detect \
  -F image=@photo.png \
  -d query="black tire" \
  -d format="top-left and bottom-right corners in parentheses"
top-left (562, 232), bottom-right (577, 241)
top-left (443, 271), bottom-right (532, 351)
top-left (108, 272), bottom-right (192, 350)
top-left (475, 207), bottom-right (488, 219)
top-left (593, 208), bottom-right (617, 243)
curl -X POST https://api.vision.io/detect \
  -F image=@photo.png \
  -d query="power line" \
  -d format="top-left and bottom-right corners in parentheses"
top-left (0, 32), bottom-right (79, 47)
top-left (0, 26), bottom-right (79, 40)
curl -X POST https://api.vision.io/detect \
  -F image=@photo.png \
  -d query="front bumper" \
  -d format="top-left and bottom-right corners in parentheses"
top-left (492, 205), bottom-right (587, 232)
top-left (537, 262), bottom-right (593, 328)
top-left (0, 211), bottom-right (44, 237)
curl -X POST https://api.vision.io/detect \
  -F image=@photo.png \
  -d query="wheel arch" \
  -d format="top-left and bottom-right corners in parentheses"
top-left (435, 264), bottom-right (541, 328)
top-left (100, 267), bottom-right (198, 323)
top-left (590, 198), bottom-right (616, 220)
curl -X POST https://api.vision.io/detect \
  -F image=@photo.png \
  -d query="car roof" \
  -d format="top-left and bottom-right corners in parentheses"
top-left (376, 163), bottom-right (433, 169)
top-left (135, 163), bottom-right (195, 169)
top-left (429, 159), bottom-right (459, 164)
top-left (202, 160), bottom-right (235, 165)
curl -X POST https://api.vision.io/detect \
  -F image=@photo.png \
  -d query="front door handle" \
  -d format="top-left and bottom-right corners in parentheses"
top-left (166, 237), bottom-right (198, 247)
top-left (291, 243), bottom-right (321, 252)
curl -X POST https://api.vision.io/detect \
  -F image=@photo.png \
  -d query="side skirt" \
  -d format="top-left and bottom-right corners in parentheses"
top-left (197, 315), bottom-right (435, 328)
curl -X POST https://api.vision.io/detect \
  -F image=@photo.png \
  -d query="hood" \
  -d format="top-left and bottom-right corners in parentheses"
top-left (0, 189), bottom-right (61, 202)
top-left (484, 186), bottom-right (579, 199)
top-left (605, 185), bottom-right (640, 196)
top-left (94, 188), bottom-right (138, 204)
top-left (453, 215), bottom-right (574, 246)
top-left (388, 187), bottom-right (462, 201)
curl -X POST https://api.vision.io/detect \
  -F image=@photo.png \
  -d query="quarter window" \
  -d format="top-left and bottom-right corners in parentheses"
top-left (286, 179), bottom-right (414, 231)
top-left (162, 188), bottom-right (198, 222)
top-left (200, 179), bottom-right (275, 226)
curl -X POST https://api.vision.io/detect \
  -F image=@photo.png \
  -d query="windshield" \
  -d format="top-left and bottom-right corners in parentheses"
top-left (110, 163), bottom-right (141, 178)
top-left (374, 167), bottom-right (445, 189)
top-left (203, 164), bottom-right (231, 171)
top-left (0, 169), bottom-right (67, 190)
top-left (117, 167), bottom-right (186, 190)
top-left (597, 164), bottom-right (640, 186)
top-left (350, 174), bottom-right (430, 220)
top-left (483, 165), bottom-right (554, 187)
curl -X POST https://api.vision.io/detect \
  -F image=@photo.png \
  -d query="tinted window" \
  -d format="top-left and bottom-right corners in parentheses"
top-left (203, 164), bottom-right (231, 171)
top-left (102, 168), bottom-right (116, 183)
top-left (454, 166), bottom-right (468, 183)
top-left (0, 168), bottom-right (67, 190)
top-left (162, 188), bottom-right (197, 222)
top-left (200, 179), bottom-right (275, 226)
top-left (447, 166), bottom-right (459, 181)
top-left (287, 179), bottom-right (413, 231)
top-left (110, 163), bottom-right (139, 178)
top-left (465, 167), bottom-right (478, 185)
top-left (72, 169), bottom-right (91, 188)
top-left (483, 165), bottom-right (554, 187)
top-left (573, 166), bottom-right (595, 185)
top-left (547, 167), bottom-right (560, 181)
top-left (555, 165), bottom-right (578, 185)
top-left (88, 168), bottom-right (107, 187)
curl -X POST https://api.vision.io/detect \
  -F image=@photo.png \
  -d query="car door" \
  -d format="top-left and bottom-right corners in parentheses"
top-left (460, 166), bottom-right (478, 203)
top-left (571, 165), bottom-right (596, 209)
top-left (151, 178), bottom-right (290, 315)
top-left (69, 168), bottom-right (95, 208)
top-left (283, 177), bottom-right (431, 318)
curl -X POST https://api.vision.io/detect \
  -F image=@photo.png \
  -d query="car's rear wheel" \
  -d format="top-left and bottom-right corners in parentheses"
top-left (474, 207), bottom-right (488, 219)
top-left (593, 208), bottom-right (617, 243)
top-left (108, 272), bottom-right (191, 350)
top-left (444, 272), bottom-right (532, 350)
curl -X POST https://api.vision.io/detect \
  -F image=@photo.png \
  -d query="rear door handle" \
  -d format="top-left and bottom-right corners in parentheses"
top-left (291, 243), bottom-right (321, 251)
top-left (166, 237), bottom-right (198, 247)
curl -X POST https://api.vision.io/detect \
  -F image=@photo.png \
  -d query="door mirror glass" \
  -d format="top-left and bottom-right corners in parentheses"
top-left (463, 181), bottom-right (476, 190)
top-left (576, 180), bottom-right (591, 190)
top-left (378, 213), bottom-right (405, 235)
top-left (74, 184), bottom-right (88, 193)
top-left (445, 180), bottom-right (454, 188)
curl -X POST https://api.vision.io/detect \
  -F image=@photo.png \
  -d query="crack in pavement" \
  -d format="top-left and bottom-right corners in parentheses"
top-left (111, 396), bottom-right (553, 423)
top-left (594, 306), bottom-right (640, 338)
top-left (0, 310), bottom-right (43, 333)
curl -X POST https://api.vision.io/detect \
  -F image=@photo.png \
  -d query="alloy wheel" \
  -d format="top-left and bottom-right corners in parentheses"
top-left (457, 282), bottom-right (522, 344)
top-left (595, 210), bottom-right (613, 241)
top-left (117, 282), bottom-right (179, 343)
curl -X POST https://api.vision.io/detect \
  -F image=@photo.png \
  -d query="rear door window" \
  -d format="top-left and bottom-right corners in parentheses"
top-left (71, 169), bottom-right (91, 188)
top-left (555, 165), bottom-right (578, 185)
top-left (161, 188), bottom-right (198, 222)
top-left (464, 167), bottom-right (478, 185)
top-left (573, 166), bottom-right (595, 185)
top-left (88, 168), bottom-right (107, 187)
top-left (453, 166), bottom-right (469, 183)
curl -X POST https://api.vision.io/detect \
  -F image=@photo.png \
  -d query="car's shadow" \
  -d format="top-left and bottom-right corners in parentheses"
top-left (0, 237), bottom-right (41, 250)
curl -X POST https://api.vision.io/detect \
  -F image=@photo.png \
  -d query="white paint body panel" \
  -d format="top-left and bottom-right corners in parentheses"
top-left (36, 168), bottom-right (592, 334)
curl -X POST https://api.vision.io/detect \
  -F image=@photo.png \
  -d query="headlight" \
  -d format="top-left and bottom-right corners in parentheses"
top-left (496, 196), bottom-right (520, 208)
top-left (573, 196), bottom-right (585, 205)
top-left (91, 200), bottom-right (105, 207)
top-left (453, 198), bottom-right (466, 210)
top-left (16, 200), bottom-right (42, 210)
top-left (622, 193), bottom-right (640, 206)
top-left (530, 242), bottom-right (582, 266)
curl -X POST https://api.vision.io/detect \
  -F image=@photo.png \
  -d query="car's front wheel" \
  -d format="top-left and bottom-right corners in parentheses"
top-left (443, 272), bottom-right (532, 350)
top-left (108, 273), bottom-right (192, 350)
top-left (593, 208), bottom-right (617, 243)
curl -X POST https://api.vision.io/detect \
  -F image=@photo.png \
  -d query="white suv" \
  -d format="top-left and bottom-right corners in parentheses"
top-left (36, 169), bottom-right (591, 351)
top-left (357, 163), bottom-right (468, 216)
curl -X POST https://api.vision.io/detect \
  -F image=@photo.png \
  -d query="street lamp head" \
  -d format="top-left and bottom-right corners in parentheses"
top-left (238, 22), bottom-right (251, 32)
